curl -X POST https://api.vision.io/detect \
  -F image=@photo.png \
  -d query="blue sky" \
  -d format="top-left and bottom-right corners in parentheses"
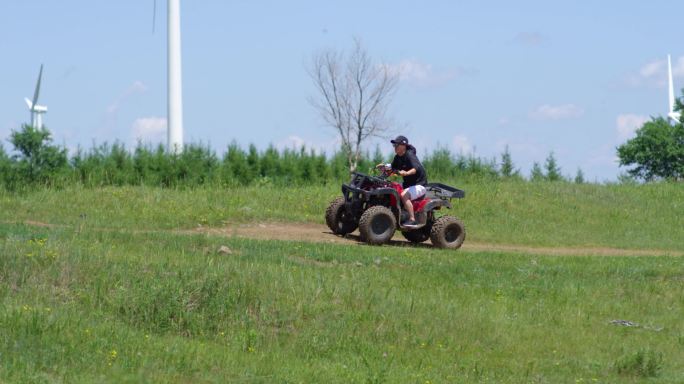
top-left (1, 0), bottom-right (682, 181)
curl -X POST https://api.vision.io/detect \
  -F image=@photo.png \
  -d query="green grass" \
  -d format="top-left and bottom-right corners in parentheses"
top-left (1, 222), bottom-right (684, 383)
top-left (1, 181), bottom-right (682, 250)
top-left (1, 182), bottom-right (683, 382)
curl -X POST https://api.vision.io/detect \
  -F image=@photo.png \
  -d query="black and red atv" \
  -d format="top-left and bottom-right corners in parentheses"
top-left (325, 166), bottom-right (466, 249)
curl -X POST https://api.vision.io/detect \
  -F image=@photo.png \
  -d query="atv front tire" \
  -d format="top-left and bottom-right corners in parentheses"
top-left (325, 197), bottom-right (358, 235)
top-left (359, 206), bottom-right (396, 245)
top-left (430, 215), bottom-right (466, 249)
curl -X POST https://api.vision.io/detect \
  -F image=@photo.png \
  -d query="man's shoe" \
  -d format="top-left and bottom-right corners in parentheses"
top-left (403, 219), bottom-right (419, 227)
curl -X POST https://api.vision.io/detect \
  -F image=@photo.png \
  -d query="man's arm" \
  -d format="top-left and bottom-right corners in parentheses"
top-left (399, 168), bottom-right (416, 176)
top-left (399, 152), bottom-right (418, 176)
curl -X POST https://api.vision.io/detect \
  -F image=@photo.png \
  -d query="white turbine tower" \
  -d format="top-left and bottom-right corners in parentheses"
top-left (667, 54), bottom-right (681, 123)
top-left (24, 64), bottom-right (47, 129)
top-left (167, 0), bottom-right (184, 153)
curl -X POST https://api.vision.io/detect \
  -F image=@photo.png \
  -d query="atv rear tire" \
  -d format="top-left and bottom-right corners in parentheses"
top-left (359, 206), bottom-right (396, 245)
top-left (401, 224), bottom-right (432, 243)
top-left (325, 197), bottom-right (357, 235)
top-left (430, 215), bottom-right (466, 249)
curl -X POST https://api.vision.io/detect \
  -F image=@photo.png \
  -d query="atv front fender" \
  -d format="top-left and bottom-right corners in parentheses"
top-left (341, 184), bottom-right (403, 212)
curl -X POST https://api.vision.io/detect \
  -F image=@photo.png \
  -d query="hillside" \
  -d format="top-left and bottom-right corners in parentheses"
top-left (2, 181), bottom-right (682, 250)
top-left (1, 182), bottom-right (683, 382)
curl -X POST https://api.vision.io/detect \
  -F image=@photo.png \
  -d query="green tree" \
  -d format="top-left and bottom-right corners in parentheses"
top-left (222, 141), bottom-right (251, 185)
top-left (177, 143), bottom-right (218, 185)
top-left (465, 155), bottom-right (498, 179)
top-left (260, 145), bottom-right (280, 179)
top-left (544, 152), bottom-right (562, 181)
top-left (574, 168), bottom-right (585, 184)
top-left (371, 145), bottom-right (385, 168)
top-left (530, 162), bottom-right (544, 181)
top-left (131, 142), bottom-right (155, 185)
top-left (246, 144), bottom-right (260, 181)
top-left (150, 144), bottom-right (173, 187)
top-left (0, 144), bottom-right (12, 187)
top-left (423, 146), bottom-right (456, 179)
top-left (616, 116), bottom-right (684, 181)
top-left (9, 124), bottom-right (68, 185)
top-left (500, 146), bottom-right (518, 178)
top-left (297, 147), bottom-right (318, 184)
top-left (617, 172), bottom-right (638, 184)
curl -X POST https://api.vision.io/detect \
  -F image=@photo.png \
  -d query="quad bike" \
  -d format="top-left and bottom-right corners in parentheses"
top-left (325, 165), bottom-right (466, 249)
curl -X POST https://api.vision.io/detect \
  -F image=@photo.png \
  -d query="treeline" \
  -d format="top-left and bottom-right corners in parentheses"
top-left (0, 125), bottom-right (585, 190)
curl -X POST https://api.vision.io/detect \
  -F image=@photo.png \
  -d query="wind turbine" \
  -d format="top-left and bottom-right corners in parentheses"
top-left (167, 0), bottom-right (184, 153)
top-left (24, 64), bottom-right (47, 129)
top-left (154, 0), bottom-right (184, 153)
top-left (667, 54), bottom-right (681, 123)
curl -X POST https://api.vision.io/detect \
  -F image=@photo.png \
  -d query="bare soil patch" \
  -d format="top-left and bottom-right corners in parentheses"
top-left (194, 222), bottom-right (684, 257)
top-left (6, 219), bottom-right (681, 256)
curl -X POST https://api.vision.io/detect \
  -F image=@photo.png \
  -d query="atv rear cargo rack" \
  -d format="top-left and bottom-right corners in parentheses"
top-left (425, 183), bottom-right (465, 199)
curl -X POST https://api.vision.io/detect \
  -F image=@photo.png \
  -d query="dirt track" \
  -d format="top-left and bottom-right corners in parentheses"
top-left (194, 222), bottom-right (684, 257)
top-left (5, 219), bottom-right (682, 257)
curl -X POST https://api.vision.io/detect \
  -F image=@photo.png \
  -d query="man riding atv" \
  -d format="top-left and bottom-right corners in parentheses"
top-left (325, 135), bottom-right (466, 249)
top-left (387, 135), bottom-right (426, 228)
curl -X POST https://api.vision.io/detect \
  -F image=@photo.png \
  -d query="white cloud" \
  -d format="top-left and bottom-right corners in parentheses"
top-left (385, 59), bottom-right (475, 87)
top-left (616, 114), bottom-right (648, 140)
top-left (640, 60), bottom-right (663, 78)
top-left (512, 32), bottom-right (544, 46)
top-left (132, 117), bottom-right (167, 142)
top-left (107, 81), bottom-right (148, 115)
top-left (626, 56), bottom-right (684, 88)
top-left (529, 104), bottom-right (584, 120)
top-left (129, 80), bottom-right (147, 93)
top-left (494, 139), bottom-right (545, 159)
top-left (672, 58), bottom-right (684, 76)
top-left (275, 135), bottom-right (338, 155)
top-left (278, 135), bottom-right (307, 149)
top-left (587, 143), bottom-right (621, 167)
top-left (452, 135), bottom-right (473, 155)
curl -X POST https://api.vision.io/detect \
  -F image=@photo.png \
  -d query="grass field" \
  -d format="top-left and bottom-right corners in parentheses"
top-left (1, 182), bottom-right (683, 382)
top-left (1, 180), bottom-right (683, 250)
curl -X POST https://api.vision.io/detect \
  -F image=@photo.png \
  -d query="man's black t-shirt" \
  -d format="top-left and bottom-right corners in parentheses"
top-left (391, 149), bottom-right (427, 188)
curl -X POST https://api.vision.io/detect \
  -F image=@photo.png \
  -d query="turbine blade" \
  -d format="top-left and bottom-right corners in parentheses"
top-left (668, 55), bottom-right (675, 115)
top-left (32, 64), bottom-right (43, 108)
top-left (24, 97), bottom-right (33, 109)
top-left (152, 0), bottom-right (157, 34)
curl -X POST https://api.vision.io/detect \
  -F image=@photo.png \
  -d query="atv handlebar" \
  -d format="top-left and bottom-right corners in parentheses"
top-left (375, 163), bottom-right (396, 179)
top-left (350, 171), bottom-right (393, 187)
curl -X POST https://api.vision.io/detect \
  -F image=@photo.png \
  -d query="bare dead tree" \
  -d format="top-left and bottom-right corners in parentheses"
top-left (308, 39), bottom-right (399, 173)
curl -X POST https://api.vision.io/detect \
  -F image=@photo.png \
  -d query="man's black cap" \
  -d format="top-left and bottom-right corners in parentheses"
top-left (391, 135), bottom-right (409, 145)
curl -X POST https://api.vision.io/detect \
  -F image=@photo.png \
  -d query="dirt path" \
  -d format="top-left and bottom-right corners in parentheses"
top-left (193, 222), bottom-right (684, 257)
top-left (4, 219), bottom-right (682, 257)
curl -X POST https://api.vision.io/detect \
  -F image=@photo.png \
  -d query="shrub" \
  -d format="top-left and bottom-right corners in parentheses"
top-left (615, 349), bottom-right (663, 378)
top-left (7, 125), bottom-right (69, 187)
top-left (0, 126), bottom-right (619, 189)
